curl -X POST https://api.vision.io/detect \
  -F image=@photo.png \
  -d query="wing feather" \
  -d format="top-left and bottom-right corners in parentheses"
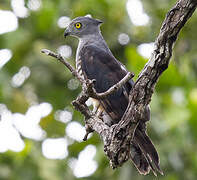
top-left (79, 45), bottom-right (133, 122)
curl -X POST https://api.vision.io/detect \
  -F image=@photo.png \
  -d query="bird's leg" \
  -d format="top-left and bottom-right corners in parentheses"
top-left (96, 105), bottom-right (104, 119)
top-left (90, 97), bottom-right (104, 119)
top-left (91, 98), bottom-right (100, 113)
top-left (83, 99), bottom-right (104, 141)
top-left (92, 104), bottom-right (98, 114)
top-left (83, 122), bottom-right (94, 141)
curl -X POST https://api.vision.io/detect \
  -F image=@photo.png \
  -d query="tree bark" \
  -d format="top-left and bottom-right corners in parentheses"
top-left (106, 0), bottom-right (197, 169)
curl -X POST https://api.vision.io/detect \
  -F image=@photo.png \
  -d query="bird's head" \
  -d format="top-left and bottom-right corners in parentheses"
top-left (64, 16), bottom-right (103, 39)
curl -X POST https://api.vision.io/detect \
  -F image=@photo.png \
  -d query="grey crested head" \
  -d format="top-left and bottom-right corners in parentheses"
top-left (64, 16), bottom-right (103, 39)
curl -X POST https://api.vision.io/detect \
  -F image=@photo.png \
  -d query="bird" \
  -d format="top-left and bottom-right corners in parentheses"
top-left (64, 15), bottom-right (163, 176)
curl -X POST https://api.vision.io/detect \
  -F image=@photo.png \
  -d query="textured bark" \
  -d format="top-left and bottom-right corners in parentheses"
top-left (105, 0), bottom-right (196, 169)
top-left (42, 0), bottom-right (196, 176)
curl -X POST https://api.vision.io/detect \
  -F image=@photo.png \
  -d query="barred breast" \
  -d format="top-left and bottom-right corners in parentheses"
top-left (76, 59), bottom-right (84, 79)
top-left (76, 59), bottom-right (105, 118)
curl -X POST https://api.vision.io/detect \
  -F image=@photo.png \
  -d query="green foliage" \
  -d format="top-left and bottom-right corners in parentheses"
top-left (0, 0), bottom-right (197, 180)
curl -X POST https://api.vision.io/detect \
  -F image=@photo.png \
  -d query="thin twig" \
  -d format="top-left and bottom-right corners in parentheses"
top-left (41, 49), bottom-right (134, 100)
top-left (90, 72), bottom-right (134, 99)
top-left (41, 49), bottom-right (85, 83)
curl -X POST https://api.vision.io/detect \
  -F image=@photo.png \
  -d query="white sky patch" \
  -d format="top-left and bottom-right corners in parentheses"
top-left (11, 73), bottom-right (26, 87)
top-left (24, 85), bottom-right (38, 105)
top-left (168, 151), bottom-right (183, 171)
top-left (137, 42), bottom-right (154, 59)
top-left (0, 10), bottom-right (18, 35)
top-left (0, 102), bottom-right (52, 152)
top-left (126, 0), bottom-right (149, 26)
top-left (67, 78), bottom-right (80, 90)
top-left (68, 158), bottom-right (78, 169)
top-left (85, 98), bottom-right (93, 106)
top-left (72, 145), bottom-right (98, 178)
top-left (57, 45), bottom-right (72, 59)
top-left (27, 0), bottom-right (42, 11)
top-left (11, 66), bottom-right (31, 87)
top-left (13, 113), bottom-right (46, 141)
top-left (57, 16), bottom-right (71, 28)
top-left (13, 102), bottom-right (52, 140)
top-left (26, 102), bottom-right (53, 119)
top-left (0, 105), bottom-right (25, 153)
top-left (118, 33), bottom-right (130, 45)
top-left (42, 138), bottom-right (68, 159)
top-left (66, 121), bottom-right (86, 142)
top-left (11, 0), bottom-right (29, 18)
top-left (172, 88), bottom-right (186, 105)
top-left (54, 110), bottom-right (72, 123)
top-left (0, 49), bottom-right (12, 69)
top-left (0, 104), bottom-right (7, 114)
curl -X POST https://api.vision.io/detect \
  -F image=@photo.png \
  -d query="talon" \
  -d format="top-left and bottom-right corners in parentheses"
top-left (83, 124), bottom-right (94, 141)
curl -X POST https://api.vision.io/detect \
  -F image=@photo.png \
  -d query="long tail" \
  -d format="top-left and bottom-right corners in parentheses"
top-left (130, 123), bottom-right (163, 176)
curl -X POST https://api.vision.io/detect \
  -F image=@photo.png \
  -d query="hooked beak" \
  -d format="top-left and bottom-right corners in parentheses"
top-left (64, 29), bottom-right (70, 38)
top-left (96, 19), bottom-right (103, 24)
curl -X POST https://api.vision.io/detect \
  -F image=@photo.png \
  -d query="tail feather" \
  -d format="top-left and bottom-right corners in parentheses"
top-left (130, 123), bottom-right (163, 176)
top-left (130, 142), bottom-right (150, 175)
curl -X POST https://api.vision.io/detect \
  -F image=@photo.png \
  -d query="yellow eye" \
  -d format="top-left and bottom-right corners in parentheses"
top-left (75, 22), bottom-right (82, 29)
